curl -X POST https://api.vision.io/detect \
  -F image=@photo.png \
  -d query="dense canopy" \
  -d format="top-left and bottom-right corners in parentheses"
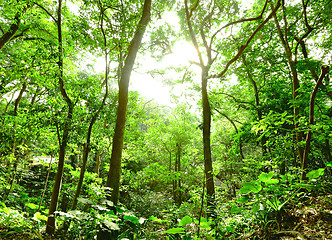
top-left (0, 0), bottom-right (331, 239)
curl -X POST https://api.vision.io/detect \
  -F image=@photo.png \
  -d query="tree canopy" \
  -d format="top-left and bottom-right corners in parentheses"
top-left (0, 0), bottom-right (331, 239)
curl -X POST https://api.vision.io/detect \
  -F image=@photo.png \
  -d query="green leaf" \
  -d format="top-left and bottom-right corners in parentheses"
top-left (123, 214), bottom-right (140, 224)
top-left (239, 181), bottom-right (262, 194)
top-left (252, 203), bottom-right (260, 214)
top-left (230, 206), bottom-right (244, 214)
top-left (164, 227), bottom-right (185, 234)
top-left (179, 215), bottom-right (192, 226)
top-left (25, 202), bottom-right (39, 210)
top-left (306, 168), bottom-right (325, 180)
top-left (199, 219), bottom-right (211, 230)
top-left (77, 197), bottom-right (93, 205)
top-left (258, 172), bottom-right (274, 182)
top-left (326, 161), bottom-right (332, 168)
top-left (265, 179), bottom-right (279, 185)
top-left (148, 215), bottom-right (165, 223)
top-left (236, 196), bottom-right (249, 203)
top-left (102, 219), bottom-right (120, 230)
top-left (33, 212), bottom-right (47, 221)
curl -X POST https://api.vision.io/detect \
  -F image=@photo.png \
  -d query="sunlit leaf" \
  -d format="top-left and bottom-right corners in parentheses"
top-left (326, 161), bottom-right (332, 168)
top-left (33, 212), bottom-right (47, 221)
top-left (306, 168), bottom-right (325, 180)
top-left (239, 181), bottom-right (262, 194)
top-left (265, 179), bottom-right (279, 185)
top-left (164, 227), bottom-right (185, 234)
top-left (258, 172), bottom-right (274, 182)
top-left (179, 215), bottom-right (192, 226)
top-left (25, 202), bottom-right (39, 210)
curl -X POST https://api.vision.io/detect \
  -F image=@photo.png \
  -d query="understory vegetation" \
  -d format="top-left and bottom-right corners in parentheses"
top-left (1, 0), bottom-right (332, 239)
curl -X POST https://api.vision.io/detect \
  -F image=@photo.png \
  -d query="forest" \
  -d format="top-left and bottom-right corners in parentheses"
top-left (0, 0), bottom-right (332, 239)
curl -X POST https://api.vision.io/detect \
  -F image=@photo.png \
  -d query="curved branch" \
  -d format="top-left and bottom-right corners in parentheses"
top-left (0, 10), bottom-right (25, 50)
top-left (213, 91), bottom-right (256, 109)
top-left (184, 0), bottom-right (205, 67)
top-left (214, 109), bottom-right (244, 160)
top-left (209, 0), bottom-right (269, 51)
top-left (188, 0), bottom-right (200, 19)
top-left (210, 0), bottom-right (281, 79)
top-left (34, 3), bottom-right (57, 23)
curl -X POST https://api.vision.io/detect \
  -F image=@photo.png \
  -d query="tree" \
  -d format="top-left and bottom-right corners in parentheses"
top-left (105, 0), bottom-right (151, 205)
top-left (44, 0), bottom-right (75, 234)
top-left (181, 0), bottom-right (281, 216)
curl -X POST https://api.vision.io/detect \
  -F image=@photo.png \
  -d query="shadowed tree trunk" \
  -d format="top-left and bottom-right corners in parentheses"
top-left (46, 0), bottom-right (74, 234)
top-left (0, 6), bottom-right (27, 50)
top-left (184, 0), bottom-right (280, 217)
top-left (105, 0), bottom-right (151, 205)
top-left (70, 2), bottom-right (109, 210)
top-left (241, 54), bottom-right (267, 155)
top-left (270, 1), bottom-right (304, 166)
top-left (301, 66), bottom-right (329, 180)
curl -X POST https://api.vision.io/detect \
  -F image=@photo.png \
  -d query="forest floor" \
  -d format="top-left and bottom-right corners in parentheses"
top-left (0, 194), bottom-right (331, 239)
top-left (249, 193), bottom-right (332, 240)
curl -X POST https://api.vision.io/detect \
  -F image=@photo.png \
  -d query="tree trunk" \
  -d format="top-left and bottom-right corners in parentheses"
top-left (202, 67), bottom-right (215, 216)
top-left (174, 143), bottom-right (182, 206)
top-left (241, 54), bottom-right (267, 155)
top-left (95, 151), bottom-right (101, 176)
top-left (105, 0), bottom-right (151, 205)
top-left (301, 66), bottom-right (329, 180)
top-left (0, 8), bottom-right (26, 50)
top-left (270, 2), bottom-right (304, 166)
top-left (46, 0), bottom-right (74, 234)
top-left (46, 114), bottom-right (72, 234)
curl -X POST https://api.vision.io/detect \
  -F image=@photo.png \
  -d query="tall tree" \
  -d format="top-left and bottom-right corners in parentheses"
top-left (183, 0), bottom-right (281, 216)
top-left (45, 0), bottom-right (74, 234)
top-left (106, 0), bottom-right (151, 205)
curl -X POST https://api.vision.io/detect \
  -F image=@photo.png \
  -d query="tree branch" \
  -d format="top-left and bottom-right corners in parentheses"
top-left (210, 0), bottom-right (281, 79)
top-left (213, 91), bottom-right (256, 109)
top-left (209, 0), bottom-right (269, 51)
top-left (35, 3), bottom-right (57, 23)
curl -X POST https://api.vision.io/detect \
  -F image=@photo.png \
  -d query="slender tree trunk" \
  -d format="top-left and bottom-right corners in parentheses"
top-left (215, 109), bottom-right (244, 160)
top-left (106, 0), bottom-right (151, 205)
top-left (241, 54), bottom-right (267, 155)
top-left (202, 67), bottom-right (215, 216)
top-left (173, 151), bottom-right (177, 204)
top-left (270, 2), bottom-right (304, 166)
top-left (46, 116), bottom-right (72, 234)
top-left (4, 82), bottom-right (27, 200)
top-left (301, 66), bottom-right (329, 180)
top-left (46, 0), bottom-right (74, 234)
top-left (184, 0), bottom-right (216, 216)
top-left (95, 151), bottom-right (101, 176)
top-left (174, 143), bottom-right (182, 206)
top-left (177, 144), bottom-right (182, 205)
top-left (37, 156), bottom-right (53, 212)
top-left (71, 64), bottom-right (108, 210)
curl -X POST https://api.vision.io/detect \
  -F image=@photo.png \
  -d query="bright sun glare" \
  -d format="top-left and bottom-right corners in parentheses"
top-left (130, 40), bottom-right (198, 106)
